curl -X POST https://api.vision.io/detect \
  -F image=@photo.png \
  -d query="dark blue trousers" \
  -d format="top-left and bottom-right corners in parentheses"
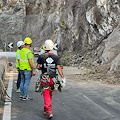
top-left (17, 69), bottom-right (21, 89)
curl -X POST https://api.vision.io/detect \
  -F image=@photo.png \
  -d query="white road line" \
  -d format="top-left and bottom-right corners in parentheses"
top-left (2, 71), bottom-right (13, 120)
top-left (83, 95), bottom-right (115, 118)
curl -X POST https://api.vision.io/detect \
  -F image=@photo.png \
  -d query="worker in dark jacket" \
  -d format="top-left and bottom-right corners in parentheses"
top-left (36, 40), bottom-right (66, 119)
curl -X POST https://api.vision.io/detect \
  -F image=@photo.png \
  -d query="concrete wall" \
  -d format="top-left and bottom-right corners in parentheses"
top-left (0, 54), bottom-right (8, 101)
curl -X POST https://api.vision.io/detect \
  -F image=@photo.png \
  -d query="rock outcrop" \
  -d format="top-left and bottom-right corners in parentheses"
top-left (0, 0), bottom-right (120, 70)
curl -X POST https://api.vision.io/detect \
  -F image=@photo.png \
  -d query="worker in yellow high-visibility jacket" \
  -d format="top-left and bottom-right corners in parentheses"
top-left (19, 37), bottom-right (35, 100)
top-left (16, 41), bottom-right (25, 92)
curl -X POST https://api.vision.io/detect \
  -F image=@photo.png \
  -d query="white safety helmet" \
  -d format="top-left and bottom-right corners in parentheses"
top-left (17, 41), bottom-right (24, 47)
top-left (44, 40), bottom-right (54, 50)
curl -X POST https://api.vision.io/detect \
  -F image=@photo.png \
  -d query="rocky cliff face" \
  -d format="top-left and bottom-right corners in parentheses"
top-left (0, 0), bottom-right (120, 70)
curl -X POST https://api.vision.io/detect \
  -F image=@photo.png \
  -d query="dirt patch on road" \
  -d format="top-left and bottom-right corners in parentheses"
top-left (63, 64), bottom-right (120, 85)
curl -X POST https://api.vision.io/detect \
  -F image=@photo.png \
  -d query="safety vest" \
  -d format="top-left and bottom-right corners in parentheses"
top-left (19, 48), bottom-right (34, 70)
top-left (16, 49), bottom-right (21, 68)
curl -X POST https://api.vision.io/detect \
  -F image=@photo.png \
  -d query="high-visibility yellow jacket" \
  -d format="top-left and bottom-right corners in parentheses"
top-left (16, 49), bottom-right (21, 68)
top-left (19, 48), bottom-right (34, 70)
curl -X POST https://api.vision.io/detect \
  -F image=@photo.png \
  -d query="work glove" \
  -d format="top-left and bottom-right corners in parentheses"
top-left (36, 69), bottom-right (39, 72)
top-left (61, 78), bottom-right (66, 87)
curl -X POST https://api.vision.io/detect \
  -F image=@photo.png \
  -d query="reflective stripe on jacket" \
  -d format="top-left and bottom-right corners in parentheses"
top-left (19, 48), bottom-right (34, 70)
top-left (16, 49), bottom-right (21, 68)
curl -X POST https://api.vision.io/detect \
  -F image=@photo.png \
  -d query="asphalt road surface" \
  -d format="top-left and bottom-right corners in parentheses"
top-left (1, 53), bottom-right (120, 120)
top-left (3, 68), bottom-right (120, 120)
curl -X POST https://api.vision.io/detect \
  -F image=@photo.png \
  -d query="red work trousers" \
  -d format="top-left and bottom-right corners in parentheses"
top-left (41, 78), bottom-right (54, 114)
top-left (43, 89), bottom-right (53, 114)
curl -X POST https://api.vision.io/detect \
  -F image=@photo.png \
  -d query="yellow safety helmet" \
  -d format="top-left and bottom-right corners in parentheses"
top-left (24, 37), bottom-right (32, 44)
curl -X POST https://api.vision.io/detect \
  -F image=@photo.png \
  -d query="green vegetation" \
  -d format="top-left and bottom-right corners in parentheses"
top-left (89, 69), bottom-right (100, 74)
top-left (58, 19), bottom-right (68, 29)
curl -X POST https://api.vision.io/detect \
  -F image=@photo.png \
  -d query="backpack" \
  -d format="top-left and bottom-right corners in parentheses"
top-left (47, 65), bottom-right (56, 78)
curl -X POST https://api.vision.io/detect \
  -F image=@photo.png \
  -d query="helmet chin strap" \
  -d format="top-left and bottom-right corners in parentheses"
top-left (25, 43), bottom-right (31, 46)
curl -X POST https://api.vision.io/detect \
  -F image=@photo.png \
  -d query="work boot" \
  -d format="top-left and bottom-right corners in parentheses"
top-left (43, 111), bottom-right (47, 115)
top-left (19, 95), bottom-right (23, 100)
top-left (22, 96), bottom-right (33, 101)
top-left (47, 113), bottom-right (53, 119)
top-left (16, 88), bottom-right (20, 93)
